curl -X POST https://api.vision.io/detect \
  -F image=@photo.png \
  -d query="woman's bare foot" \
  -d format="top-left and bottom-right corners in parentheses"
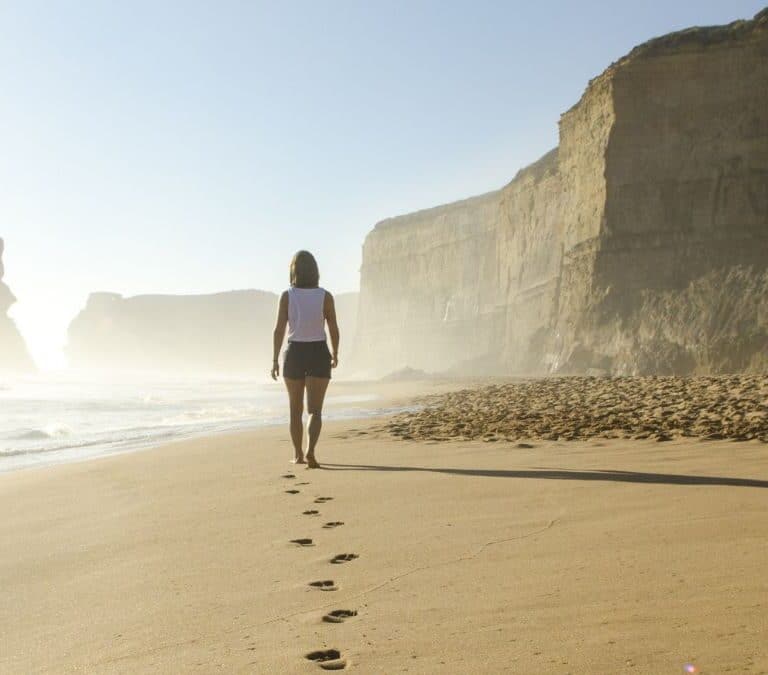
top-left (292, 455), bottom-right (306, 465)
top-left (306, 454), bottom-right (320, 469)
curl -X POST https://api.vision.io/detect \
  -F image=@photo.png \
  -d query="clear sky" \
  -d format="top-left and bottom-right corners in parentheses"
top-left (1, 0), bottom-right (764, 370)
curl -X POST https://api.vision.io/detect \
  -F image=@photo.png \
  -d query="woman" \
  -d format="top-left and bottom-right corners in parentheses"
top-left (271, 250), bottom-right (339, 468)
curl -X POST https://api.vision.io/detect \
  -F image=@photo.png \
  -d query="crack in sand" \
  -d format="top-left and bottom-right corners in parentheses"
top-left (92, 637), bottom-right (204, 667)
top-left (262, 517), bottom-right (560, 626)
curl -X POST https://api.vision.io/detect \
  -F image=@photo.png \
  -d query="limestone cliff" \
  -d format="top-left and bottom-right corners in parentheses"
top-left (0, 238), bottom-right (35, 374)
top-left (67, 289), bottom-right (359, 376)
top-left (356, 190), bottom-right (502, 373)
top-left (355, 8), bottom-right (768, 376)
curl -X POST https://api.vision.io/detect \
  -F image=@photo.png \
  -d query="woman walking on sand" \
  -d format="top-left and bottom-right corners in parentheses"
top-left (271, 251), bottom-right (339, 468)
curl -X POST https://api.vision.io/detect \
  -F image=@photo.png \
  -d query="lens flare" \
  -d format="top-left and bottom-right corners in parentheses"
top-left (683, 664), bottom-right (697, 674)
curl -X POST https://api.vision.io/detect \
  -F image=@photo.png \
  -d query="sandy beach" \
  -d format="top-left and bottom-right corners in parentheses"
top-left (3, 3), bottom-right (768, 673)
top-left (1, 380), bottom-right (767, 674)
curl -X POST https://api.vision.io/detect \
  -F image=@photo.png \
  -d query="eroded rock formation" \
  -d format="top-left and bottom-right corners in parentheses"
top-left (355, 8), bottom-right (768, 376)
top-left (0, 238), bottom-right (35, 374)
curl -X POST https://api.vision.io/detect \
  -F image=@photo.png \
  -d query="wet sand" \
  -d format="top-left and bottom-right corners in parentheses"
top-left (1, 381), bottom-right (767, 673)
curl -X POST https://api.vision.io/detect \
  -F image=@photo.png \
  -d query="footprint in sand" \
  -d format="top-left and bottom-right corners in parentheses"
top-left (314, 496), bottom-right (333, 504)
top-left (308, 580), bottom-right (338, 591)
top-left (303, 510), bottom-right (320, 516)
top-left (305, 648), bottom-right (347, 670)
top-left (285, 489), bottom-right (300, 494)
top-left (290, 538), bottom-right (314, 547)
top-left (281, 474), bottom-right (296, 479)
top-left (323, 521), bottom-right (344, 529)
top-left (322, 609), bottom-right (357, 624)
top-left (330, 553), bottom-right (358, 564)
top-left (295, 481), bottom-right (311, 486)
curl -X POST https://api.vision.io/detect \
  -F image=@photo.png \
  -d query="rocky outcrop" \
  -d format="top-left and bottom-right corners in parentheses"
top-left (67, 289), bottom-right (359, 376)
top-left (355, 8), bottom-right (768, 376)
top-left (0, 238), bottom-right (35, 374)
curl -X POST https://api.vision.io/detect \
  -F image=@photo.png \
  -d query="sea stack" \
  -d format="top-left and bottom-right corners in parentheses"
top-left (0, 237), bottom-right (35, 374)
top-left (354, 8), bottom-right (768, 376)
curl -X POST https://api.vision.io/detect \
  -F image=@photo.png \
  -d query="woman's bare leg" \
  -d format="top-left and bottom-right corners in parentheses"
top-left (284, 377), bottom-right (306, 463)
top-left (305, 376), bottom-right (330, 468)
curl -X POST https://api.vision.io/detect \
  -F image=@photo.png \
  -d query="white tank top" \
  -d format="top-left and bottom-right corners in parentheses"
top-left (286, 287), bottom-right (327, 342)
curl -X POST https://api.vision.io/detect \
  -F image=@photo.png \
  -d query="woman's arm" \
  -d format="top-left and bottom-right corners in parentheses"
top-left (324, 292), bottom-right (340, 368)
top-left (271, 291), bottom-right (289, 380)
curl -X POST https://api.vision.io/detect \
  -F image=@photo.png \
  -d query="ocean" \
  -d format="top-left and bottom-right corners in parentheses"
top-left (0, 376), bottom-right (386, 472)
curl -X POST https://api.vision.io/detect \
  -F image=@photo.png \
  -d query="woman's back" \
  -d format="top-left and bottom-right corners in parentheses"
top-left (286, 286), bottom-right (327, 342)
top-left (271, 250), bottom-right (339, 468)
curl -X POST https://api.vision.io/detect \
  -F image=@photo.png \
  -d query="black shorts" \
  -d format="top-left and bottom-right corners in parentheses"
top-left (283, 341), bottom-right (332, 379)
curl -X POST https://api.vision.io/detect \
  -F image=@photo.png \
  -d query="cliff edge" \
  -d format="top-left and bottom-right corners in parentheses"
top-left (355, 8), bottom-right (768, 376)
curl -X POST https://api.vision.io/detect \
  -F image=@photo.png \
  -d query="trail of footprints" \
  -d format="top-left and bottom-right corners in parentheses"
top-left (281, 472), bottom-right (357, 670)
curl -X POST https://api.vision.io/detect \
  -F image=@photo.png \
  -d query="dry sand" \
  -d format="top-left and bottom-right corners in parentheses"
top-left (1, 381), bottom-right (767, 673)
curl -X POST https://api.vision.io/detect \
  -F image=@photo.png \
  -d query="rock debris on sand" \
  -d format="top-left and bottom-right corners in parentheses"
top-left (383, 375), bottom-right (768, 443)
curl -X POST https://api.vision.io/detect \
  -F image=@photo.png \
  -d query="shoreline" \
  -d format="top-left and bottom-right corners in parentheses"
top-left (0, 399), bottom-right (412, 476)
top-left (2, 403), bottom-right (767, 673)
top-left (0, 378), bottom-right (459, 475)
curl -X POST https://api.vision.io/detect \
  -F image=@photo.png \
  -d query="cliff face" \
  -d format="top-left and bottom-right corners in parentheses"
top-left (356, 191), bottom-right (502, 373)
top-left (334, 291), bottom-right (359, 369)
top-left (556, 8), bottom-right (768, 374)
top-left (0, 238), bottom-right (35, 374)
top-left (356, 8), bottom-right (768, 376)
top-left (67, 289), bottom-right (359, 376)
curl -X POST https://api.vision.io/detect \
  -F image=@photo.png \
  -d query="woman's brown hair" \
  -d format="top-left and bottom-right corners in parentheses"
top-left (290, 250), bottom-right (320, 288)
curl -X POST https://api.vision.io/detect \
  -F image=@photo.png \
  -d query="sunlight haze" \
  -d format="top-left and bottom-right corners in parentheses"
top-left (1, 0), bottom-right (763, 369)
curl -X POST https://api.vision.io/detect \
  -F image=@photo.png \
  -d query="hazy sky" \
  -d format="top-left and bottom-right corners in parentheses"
top-left (1, 0), bottom-right (764, 369)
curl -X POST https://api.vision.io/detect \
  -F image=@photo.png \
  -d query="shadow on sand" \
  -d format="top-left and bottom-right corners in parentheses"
top-left (322, 463), bottom-right (768, 489)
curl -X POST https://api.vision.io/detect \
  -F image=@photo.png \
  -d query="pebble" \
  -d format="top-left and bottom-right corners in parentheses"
top-left (383, 375), bottom-right (768, 443)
